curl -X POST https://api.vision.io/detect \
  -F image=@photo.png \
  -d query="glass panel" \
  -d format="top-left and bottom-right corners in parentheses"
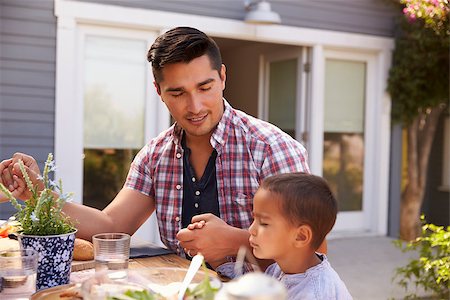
top-left (83, 36), bottom-right (147, 208)
top-left (83, 149), bottom-right (138, 210)
top-left (268, 59), bottom-right (297, 138)
top-left (323, 59), bottom-right (365, 212)
top-left (83, 36), bottom-right (147, 149)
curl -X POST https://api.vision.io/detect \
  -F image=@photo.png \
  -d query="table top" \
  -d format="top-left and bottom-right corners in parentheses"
top-left (32, 254), bottom-right (220, 299)
top-left (72, 253), bottom-right (217, 277)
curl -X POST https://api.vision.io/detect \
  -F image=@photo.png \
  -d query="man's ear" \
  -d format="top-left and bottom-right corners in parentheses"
top-left (220, 64), bottom-right (226, 90)
top-left (294, 225), bottom-right (313, 248)
top-left (154, 81), bottom-right (161, 96)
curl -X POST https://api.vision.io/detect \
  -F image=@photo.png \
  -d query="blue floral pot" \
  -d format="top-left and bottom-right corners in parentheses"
top-left (19, 230), bottom-right (77, 290)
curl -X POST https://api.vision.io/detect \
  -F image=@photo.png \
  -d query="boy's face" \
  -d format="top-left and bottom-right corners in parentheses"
top-left (249, 188), bottom-right (298, 261)
top-left (156, 54), bottom-right (226, 141)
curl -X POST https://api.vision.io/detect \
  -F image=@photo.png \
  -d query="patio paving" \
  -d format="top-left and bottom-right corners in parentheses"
top-left (327, 236), bottom-right (432, 300)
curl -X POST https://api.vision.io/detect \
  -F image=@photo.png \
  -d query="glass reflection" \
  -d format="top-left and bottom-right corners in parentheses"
top-left (323, 132), bottom-right (364, 211)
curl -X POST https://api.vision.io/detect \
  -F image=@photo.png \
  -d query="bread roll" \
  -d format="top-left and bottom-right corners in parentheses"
top-left (73, 238), bottom-right (94, 261)
top-left (0, 238), bottom-right (19, 252)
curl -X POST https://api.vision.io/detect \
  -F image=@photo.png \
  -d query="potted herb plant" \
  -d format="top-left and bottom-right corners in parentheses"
top-left (0, 153), bottom-right (77, 290)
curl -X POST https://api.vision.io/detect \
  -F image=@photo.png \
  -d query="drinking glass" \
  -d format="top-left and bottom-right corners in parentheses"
top-left (92, 233), bottom-right (130, 279)
top-left (0, 249), bottom-right (38, 299)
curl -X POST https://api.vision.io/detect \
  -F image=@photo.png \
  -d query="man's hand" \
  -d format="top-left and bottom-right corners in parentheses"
top-left (176, 213), bottom-right (250, 268)
top-left (0, 153), bottom-right (42, 202)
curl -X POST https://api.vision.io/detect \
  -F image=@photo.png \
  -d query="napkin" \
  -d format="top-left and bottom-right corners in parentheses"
top-left (130, 240), bottom-right (174, 258)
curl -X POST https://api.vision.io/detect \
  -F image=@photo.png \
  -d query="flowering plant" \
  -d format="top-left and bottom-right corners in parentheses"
top-left (401, 0), bottom-right (449, 34)
top-left (0, 153), bottom-right (76, 235)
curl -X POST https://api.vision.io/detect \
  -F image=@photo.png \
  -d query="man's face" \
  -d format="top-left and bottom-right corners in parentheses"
top-left (249, 188), bottom-right (298, 261)
top-left (156, 55), bottom-right (226, 140)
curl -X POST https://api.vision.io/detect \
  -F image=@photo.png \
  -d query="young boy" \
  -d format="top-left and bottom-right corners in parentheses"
top-left (248, 172), bottom-right (352, 300)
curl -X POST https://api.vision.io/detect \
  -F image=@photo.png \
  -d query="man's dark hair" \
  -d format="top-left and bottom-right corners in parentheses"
top-left (147, 27), bottom-right (222, 84)
top-left (260, 172), bottom-right (337, 250)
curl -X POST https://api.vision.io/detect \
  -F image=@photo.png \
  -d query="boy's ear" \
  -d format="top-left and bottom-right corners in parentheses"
top-left (294, 225), bottom-right (313, 248)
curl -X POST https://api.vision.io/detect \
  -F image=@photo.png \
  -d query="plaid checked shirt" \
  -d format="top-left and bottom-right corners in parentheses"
top-left (125, 99), bottom-right (310, 256)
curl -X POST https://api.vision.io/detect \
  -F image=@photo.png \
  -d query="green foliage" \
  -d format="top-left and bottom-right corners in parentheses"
top-left (401, 0), bottom-right (449, 34)
top-left (387, 1), bottom-right (449, 124)
top-left (393, 216), bottom-right (450, 299)
top-left (108, 289), bottom-right (162, 300)
top-left (0, 153), bottom-right (76, 235)
top-left (83, 149), bottom-right (138, 210)
top-left (185, 269), bottom-right (220, 300)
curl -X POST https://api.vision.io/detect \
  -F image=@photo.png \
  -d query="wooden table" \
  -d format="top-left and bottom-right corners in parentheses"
top-left (72, 253), bottom-right (217, 277)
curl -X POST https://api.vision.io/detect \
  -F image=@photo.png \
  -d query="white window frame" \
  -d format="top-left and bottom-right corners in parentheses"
top-left (54, 0), bottom-right (393, 236)
top-left (55, 22), bottom-right (164, 205)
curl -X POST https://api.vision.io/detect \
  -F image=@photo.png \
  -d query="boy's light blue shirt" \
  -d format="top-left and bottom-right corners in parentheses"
top-left (265, 254), bottom-right (353, 300)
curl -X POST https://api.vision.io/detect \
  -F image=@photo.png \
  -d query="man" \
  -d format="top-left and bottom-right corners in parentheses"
top-left (0, 27), bottom-right (311, 269)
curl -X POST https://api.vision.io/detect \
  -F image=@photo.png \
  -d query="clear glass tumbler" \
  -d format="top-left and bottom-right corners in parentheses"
top-left (0, 249), bottom-right (38, 299)
top-left (92, 233), bottom-right (130, 279)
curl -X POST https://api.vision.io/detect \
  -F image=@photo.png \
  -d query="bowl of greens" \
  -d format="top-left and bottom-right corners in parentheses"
top-left (81, 267), bottom-right (221, 300)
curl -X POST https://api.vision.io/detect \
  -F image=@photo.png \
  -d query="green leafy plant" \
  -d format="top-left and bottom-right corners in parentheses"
top-left (393, 215), bottom-right (450, 299)
top-left (0, 153), bottom-right (76, 235)
top-left (387, 0), bottom-right (449, 241)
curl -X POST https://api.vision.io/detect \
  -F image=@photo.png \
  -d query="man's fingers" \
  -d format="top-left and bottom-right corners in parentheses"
top-left (11, 176), bottom-right (26, 199)
top-left (191, 213), bottom-right (213, 223)
top-left (2, 168), bottom-right (13, 189)
top-left (12, 153), bottom-right (40, 172)
top-left (187, 220), bottom-right (206, 230)
top-left (12, 163), bottom-right (42, 191)
top-left (176, 227), bottom-right (195, 242)
top-left (0, 158), bottom-right (13, 175)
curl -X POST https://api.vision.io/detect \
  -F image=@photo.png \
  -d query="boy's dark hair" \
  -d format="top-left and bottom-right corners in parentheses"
top-left (260, 172), bottom-right (337, 250)
top-left (147, 27), bottom-right (222, 84)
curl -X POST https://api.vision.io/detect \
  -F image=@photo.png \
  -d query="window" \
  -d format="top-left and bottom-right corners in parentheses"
top-left (82, 35), bottom-right (147, 209)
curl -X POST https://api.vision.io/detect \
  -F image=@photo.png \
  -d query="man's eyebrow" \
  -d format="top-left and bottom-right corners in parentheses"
top-left (198, 78), bottom-right (214, 86)
top-left (165, 86), bottom-right (184, 93)
top-left (164, 78), bottom-right (215, 93)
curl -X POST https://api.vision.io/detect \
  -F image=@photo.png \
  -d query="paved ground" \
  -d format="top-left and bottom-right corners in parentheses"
top-left (327, 236), bottom-right (431, 300)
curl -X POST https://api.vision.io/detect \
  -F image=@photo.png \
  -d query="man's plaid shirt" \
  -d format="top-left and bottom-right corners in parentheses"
top-left (125, 99), bottom-right (310, 255)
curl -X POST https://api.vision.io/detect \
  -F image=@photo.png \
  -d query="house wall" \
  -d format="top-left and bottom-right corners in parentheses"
top-left (75, 0), bottom-right (397, 37)
top-left (0, 0), bottom-right (57, 217)
top-left (388, 124), bottom-right (402, 237)
top-left (0, 0), bottom-right (400, 222)
top-left (0, 0), bottom-right (56, 164)
top-left (423, 114), bottom-right (450, 226)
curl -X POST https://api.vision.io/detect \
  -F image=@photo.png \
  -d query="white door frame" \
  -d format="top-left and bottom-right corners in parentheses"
top-left (322, 50), bottom-right (377, 233)
top-left (54, 0), bottom-right (393, 236)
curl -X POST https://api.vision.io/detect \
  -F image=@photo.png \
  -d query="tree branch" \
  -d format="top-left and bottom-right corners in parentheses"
top-left (407, 116), bottom-right (419, 190)
top-left (418, 104), bottom-right (446, 189)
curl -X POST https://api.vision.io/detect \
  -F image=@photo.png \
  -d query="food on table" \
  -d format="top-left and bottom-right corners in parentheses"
top-left (0, 220), bottom-right (20, 238)
top-left (111, 274), bottom-right (219, 300)
top-left (107, 289), bottom-right (162, 300)
top-left (73, 238), bottom-right (94, 261)
top-left (0, 236), bottom-right (19, 251)
top-left (184, 273), bottom-right (219, 300)
top-left (59, 289), bottom-right (83, 299)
